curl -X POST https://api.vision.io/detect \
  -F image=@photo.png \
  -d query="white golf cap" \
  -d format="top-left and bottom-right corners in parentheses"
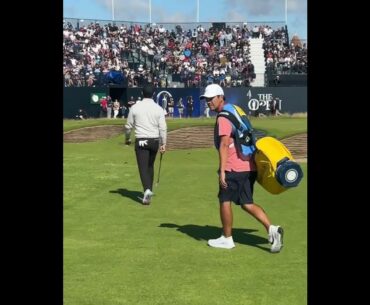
top-left (200, 84), bottom-right (224, 99)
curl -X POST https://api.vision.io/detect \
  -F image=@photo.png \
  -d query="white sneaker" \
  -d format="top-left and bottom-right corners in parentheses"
top-left (208, 235), bottom-right (235, 249)
top-left (268, 225), bottom-right (274, 243)
top-left (142, 189), bottom-right (154, 205)
top-left (269, 225), bottom-right (284, 253)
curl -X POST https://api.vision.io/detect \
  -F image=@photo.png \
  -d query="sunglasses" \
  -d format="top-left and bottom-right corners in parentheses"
top-left (205, 96), bottom-right (216, 102)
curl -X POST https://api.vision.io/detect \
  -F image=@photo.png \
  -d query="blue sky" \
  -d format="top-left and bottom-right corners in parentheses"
top-left (63, 0), bottom-right (307, 40)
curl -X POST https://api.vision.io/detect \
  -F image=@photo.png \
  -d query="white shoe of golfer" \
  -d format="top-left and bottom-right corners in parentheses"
top-left (208, 235), bottom-right (235, 249)
top-left (269, 225), bottom-right (284, 253)
top-left (142, 189), bottom-right (154, 205)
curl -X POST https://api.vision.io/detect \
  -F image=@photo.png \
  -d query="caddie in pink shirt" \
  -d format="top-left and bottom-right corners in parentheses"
top-left (200, 84), bottom-right (284, 253)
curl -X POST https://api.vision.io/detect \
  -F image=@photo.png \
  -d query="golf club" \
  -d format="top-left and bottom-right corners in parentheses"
top-left (156, 153), bottom-right (163, 186)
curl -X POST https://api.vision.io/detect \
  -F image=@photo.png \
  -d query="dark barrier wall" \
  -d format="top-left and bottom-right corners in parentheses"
top-left (223, 87), bottom-right (307, 116)
top-left (64, 87), bottom-right (109, 118)
top-left (64, 87), bottom-right (307, 118)
top-left (266, 74), bottom-right (307, 87)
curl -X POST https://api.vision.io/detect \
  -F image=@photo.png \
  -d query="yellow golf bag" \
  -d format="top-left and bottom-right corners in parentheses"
top-left (254, 136), bottom-right (303, 194)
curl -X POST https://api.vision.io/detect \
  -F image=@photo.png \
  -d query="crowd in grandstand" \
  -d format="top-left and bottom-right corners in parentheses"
top-left (63, 20), bottom-right (307, 88)
top-left (264, 34), bottom-right (307, 75)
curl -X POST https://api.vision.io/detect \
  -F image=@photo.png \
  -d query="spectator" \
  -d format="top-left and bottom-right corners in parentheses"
top-left (107, 96), bottom-right (113, 118)
top-left (100, 96), bottom-right (107, 118)
top-left (177, 97), bottom-right (184, 118)
top-left (186, 96), bottom-right (194, 117)
top-left (167, 97), bottom-right (174, 118)
top-left (75, 108), bottom-right (87, 120)
top-left (113, 99), bottom-right (120, 118)
top-left (204, 100), bottom-right (210, 118)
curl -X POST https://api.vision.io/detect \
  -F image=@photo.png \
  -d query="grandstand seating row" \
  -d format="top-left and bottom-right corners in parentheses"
top-left (63, 19), bottom-right (307, 88)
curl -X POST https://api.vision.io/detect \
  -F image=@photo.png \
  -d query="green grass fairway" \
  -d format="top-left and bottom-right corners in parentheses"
top-left (64, 122), bottom-right (307, 305)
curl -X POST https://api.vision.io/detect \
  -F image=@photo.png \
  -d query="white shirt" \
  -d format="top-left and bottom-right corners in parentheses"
top-left (125, 98), bottom-right (167, 145)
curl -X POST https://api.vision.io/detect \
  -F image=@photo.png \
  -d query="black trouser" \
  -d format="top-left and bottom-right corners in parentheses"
top-left (135, 138), bottom-right (159, 191)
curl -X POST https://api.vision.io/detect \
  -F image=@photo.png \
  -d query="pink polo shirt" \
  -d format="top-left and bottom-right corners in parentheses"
top-left (217, 116), bottom-right (256, 172)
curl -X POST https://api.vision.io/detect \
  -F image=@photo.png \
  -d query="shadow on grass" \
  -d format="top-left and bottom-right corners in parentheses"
top-left (110, 188), bottom-right (143, 204)
top-left (159, 223), bottom-right (270, 252)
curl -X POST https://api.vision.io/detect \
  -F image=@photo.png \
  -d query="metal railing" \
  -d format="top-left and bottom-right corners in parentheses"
top-left (64, 18), bottom-right (286, 33)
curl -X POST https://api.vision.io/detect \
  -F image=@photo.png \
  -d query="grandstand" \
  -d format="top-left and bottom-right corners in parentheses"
top-left (63, 19), bottom-right (306, 88)
top-left (63, 18), bottom-right (307, 118)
